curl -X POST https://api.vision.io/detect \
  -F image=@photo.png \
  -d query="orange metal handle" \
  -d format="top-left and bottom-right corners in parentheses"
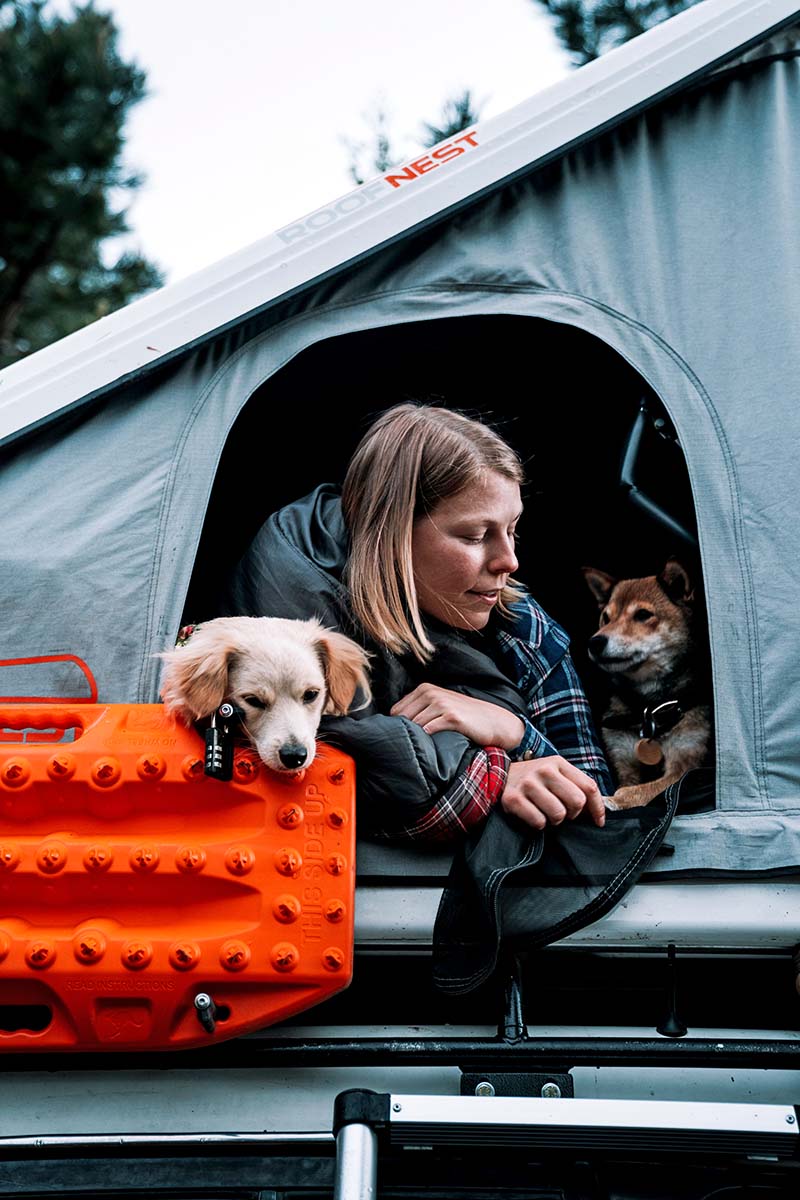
top-left (0, 655), bottom-right (98, 704)
top-left (0, 707), bottom-right (88, 734)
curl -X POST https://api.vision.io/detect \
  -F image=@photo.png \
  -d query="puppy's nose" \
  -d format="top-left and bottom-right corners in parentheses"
top-left (279, 744), bottom-right (308, 770)
top-left (588, 634), bottom-right (608, 658)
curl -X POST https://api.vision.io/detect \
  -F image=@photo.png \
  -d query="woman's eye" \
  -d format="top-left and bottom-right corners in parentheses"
top-left (460, 534), bottom-right (485, 544)
top-left (633, 608), bottom-right (655, 622)
top-left (243, 695), bottom-right (267, 710)
top-left (302, 689), bottom-right (320, 705)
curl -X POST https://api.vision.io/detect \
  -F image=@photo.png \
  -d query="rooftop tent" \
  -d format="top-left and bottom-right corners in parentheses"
top-left (1, 0), bottom-right (800, 880)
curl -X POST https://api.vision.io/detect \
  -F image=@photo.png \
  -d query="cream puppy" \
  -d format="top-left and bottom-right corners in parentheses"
top-left (161, 616), bottom-right (370, 773)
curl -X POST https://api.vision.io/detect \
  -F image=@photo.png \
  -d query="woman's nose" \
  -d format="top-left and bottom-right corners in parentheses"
top-left (489, 537), bottom-right (518, 575)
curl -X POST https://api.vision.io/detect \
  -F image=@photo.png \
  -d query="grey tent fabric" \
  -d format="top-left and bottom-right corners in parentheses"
top-left (3, 49), bottom-right (800, 875)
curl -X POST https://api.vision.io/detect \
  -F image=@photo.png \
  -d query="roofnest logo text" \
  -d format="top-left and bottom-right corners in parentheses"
top-left (277, 131), bottom-right (480, 246)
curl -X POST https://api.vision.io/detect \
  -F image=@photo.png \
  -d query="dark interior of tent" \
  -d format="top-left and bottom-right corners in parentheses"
top-left (185, 314), bottom-right (711, 806)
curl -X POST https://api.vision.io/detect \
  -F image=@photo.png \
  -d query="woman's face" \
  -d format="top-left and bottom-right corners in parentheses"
top-left (411, 471), bottom-right (522, 631)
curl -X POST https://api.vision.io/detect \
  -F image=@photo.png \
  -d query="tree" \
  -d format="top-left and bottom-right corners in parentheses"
top-left (345, 89), bottom-right (483, 187)
top-left (345, 3), bottom-right (697, 182)
top-left (534, 1), bottom-right (699, 66)
top-left (0, 1), bottom-right (163, 367)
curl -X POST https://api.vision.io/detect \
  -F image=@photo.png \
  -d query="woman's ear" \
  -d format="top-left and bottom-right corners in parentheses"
top-left (315, 630), bottom-right (372, 715)
top-left (582, 566), bottom-right (617, 608)
top-left (160, 627), bottom-right (236, 722)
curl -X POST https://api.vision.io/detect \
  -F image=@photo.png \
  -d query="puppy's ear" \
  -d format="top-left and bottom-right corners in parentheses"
top-left (160, 627), bottom-right (236, 722)
top-left (658, 559), bottom-right (694, 604)
top-left (315, 630), bottom-right (372, 716)
top-left (582, 567), bottom-right (616, 608)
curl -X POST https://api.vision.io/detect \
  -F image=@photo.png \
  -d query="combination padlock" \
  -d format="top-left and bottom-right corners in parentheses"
top-left (203, 702), bottom-right (242, 780)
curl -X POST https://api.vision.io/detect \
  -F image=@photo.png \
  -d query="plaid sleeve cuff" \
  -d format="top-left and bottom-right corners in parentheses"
top-left (373, 747), bottom-right (510, 844)
top-left (508, 717), bottom-right (559, 762)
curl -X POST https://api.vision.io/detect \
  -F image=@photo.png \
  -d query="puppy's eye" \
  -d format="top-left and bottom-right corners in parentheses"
top-left (302, 689), bottom-right (320, 705)
top-left (633, 608), bottom-right (655, 622)
top-left (243, 695), bottom-right (267, 710)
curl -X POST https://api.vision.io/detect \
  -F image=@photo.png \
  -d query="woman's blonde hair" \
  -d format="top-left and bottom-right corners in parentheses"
top-left (342, 404), bottom-right (525, 662)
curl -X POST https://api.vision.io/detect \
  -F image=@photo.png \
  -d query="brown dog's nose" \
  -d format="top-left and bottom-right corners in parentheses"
top-left (588, 634), bottom-right (608, 657)
top-left (279, 745), bottom-right (308, 770)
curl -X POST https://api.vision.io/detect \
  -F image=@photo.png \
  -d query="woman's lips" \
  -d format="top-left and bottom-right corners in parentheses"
top-left (467, 589), bottom-right (500, 606)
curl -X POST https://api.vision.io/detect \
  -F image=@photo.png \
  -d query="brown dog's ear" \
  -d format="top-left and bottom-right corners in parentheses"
top-left (582, 567), bottom-right (617, 608)
top-left (315, 630), bottom-right (372, 716)
top-left (160, 626), bottom-right (236, 723)
top-left (658, 559), bottom-right (694, 604)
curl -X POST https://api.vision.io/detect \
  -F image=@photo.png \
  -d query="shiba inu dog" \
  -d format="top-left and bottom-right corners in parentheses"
top-left (583, 560), bottom-right (712, 809)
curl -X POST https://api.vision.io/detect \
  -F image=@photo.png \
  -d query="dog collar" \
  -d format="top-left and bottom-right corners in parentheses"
top-left (604, 698), bottom-right (686, 738)
top-left (641, 700), bottom-right (684, 739)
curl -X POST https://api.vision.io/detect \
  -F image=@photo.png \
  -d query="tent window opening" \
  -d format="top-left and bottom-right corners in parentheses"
top-left (185, 315), bottom-right (712, 810)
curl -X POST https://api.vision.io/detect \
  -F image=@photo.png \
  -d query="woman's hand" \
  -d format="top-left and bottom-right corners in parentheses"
top-left (390, 683), bottom-right (525, 750)
top-left (502, 757), bottom-right (607, 829)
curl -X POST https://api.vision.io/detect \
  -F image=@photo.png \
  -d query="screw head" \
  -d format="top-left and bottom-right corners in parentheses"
top-left (130, 845), bottom-right (160, 873)
top-left (91, 757), bottom-right (121, 787)
top-left (36, 841), bottom-right (67, 874)
top-left (26, 940), bottom-right (56, 970)
top-left (224, 846), bottom-right (255, 876)
top-left (326, 854), bottom-right (347, 876)
top-left (273, 893), bottom-right (301, 924)
top-left (74, 930), bottom-right (107, 964)
top-left (175, 846), bottom-right (206, 873)
top-left (121, 940), bottom-right (153, 970)
top-left (181, 755), bottom-right (204, 781)
top-left (220, 939), bottom-right (250, 971)
top-left (475, 1081), bottom-right (495, 1097)
top-left (169, 941), bottom-right (200, 971)
top-left (271, 942), bottom-right (300, 972)
top-left (324, 898), bottom-right (346, 924)
top-left (0, 844), bottom-right (21, 873)
top-left (47, 753), bottom-right (76, 781)
top-left (233, 757), bottom-right (259, 782)
top-left (327, 807), bottom-right (348, 830)
top-left (277, 803), bottom-right (304, 829)
top-left (84, 844), bottom-right (113, 873)
top-left (392, 1102), bottom-right (402, 1112)
top-left (274, 848), bottom-right (302, 877)
top-left (541, 1082), bottom-right (562, 1099)
top-left (787, 1113), bottom-right (796, 1125)
top-left (328, 767), bottom-right (346, 785)
top-left (1, 758), bottom-right (31, 789)
top-left (322, 947), bottom-right (345, 972)
top-left (136, 754), bottom-right (166, 781)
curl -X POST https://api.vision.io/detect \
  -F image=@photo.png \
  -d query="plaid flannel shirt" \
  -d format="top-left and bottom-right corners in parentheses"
top-left (390, 593), bottom-right (612, 843)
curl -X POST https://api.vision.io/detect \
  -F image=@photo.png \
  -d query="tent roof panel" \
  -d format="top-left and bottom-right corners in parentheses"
top-left (1, 0), bottom-right (797, 448)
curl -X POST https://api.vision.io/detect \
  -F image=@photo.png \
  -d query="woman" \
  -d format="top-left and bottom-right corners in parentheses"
top-left (217, 404), bottom-right (611, 841)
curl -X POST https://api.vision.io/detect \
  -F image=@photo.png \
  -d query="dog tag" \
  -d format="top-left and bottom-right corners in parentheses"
top-left (635, 737), bottom-right (664, 767)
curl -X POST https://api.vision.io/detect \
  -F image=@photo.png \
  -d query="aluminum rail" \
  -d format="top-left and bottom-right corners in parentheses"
top-left (0, 1131), bottom-right (333, 1151)
top-left (1, 1035), bottom-right (799, 1073)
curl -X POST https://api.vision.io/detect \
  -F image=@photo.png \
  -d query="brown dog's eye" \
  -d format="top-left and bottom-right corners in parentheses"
top-left (633, 608), bottom-right (655, 622)
top-left (600, 611), bottom-right (610, 626)
top-left (243, 695), bottom-right (267, 710)
top-left (302, 689), bottom-right (320, 705)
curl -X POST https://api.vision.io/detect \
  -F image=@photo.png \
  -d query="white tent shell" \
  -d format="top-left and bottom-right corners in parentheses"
top-left (3, 0), bottom-right (800, 879)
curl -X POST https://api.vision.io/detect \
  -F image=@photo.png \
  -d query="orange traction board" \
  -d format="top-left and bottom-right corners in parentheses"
top-left (0, 704), bottom-right (355, 1051)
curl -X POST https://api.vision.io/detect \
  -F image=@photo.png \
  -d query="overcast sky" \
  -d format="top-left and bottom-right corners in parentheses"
top-left (93, 0), bottom-right (571, 283)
